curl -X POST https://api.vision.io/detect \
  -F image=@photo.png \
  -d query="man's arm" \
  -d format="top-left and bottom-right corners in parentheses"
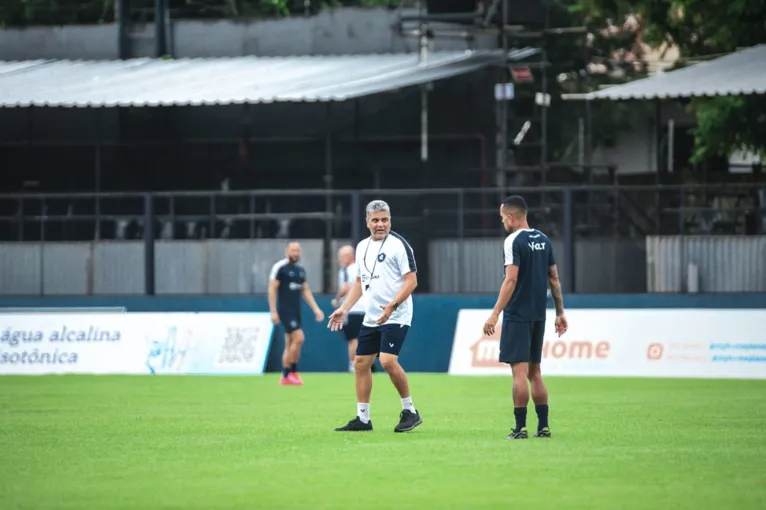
top-left (390, 239), bottom-right (418, 307)
top-left (391, 271), bottom-right (417, 307)
top-left (548, 264), bottom-right (565, 316)
top-left (267, 279), bottom-right (279, 323)
top-left (301, 282), bottom-right (323, 314)
top-left (491, 264), bottom-right (518, 316)
top-left (340, 277), bottom-right (363, 313)
top-left (335, 283), bottom-right (351, 301)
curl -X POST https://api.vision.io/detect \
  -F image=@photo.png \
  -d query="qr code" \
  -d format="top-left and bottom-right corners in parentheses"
top-left (217, 327), bottom-right (259, 366)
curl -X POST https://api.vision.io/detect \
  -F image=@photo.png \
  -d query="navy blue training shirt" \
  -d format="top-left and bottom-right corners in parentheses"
top-left (503, 229), bottom-right (555, 322)
top-left (269, 259), bottom-right (306, 317)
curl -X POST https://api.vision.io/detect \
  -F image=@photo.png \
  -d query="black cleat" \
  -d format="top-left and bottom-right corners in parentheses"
top-left (394, 409), bottom-right (423, 433)
top-left (334, 417), bottom-right (373, 432)
top-left (506, 427), bottom-right (529, 440)
top-left (534, 427), bottom-right (552, 438)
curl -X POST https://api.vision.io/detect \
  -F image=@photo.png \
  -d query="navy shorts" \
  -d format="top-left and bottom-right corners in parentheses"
top-left (357, 324), bottom-right (410, 357)
top-left (342, 313), bottom-right (364, 341)
top-left (280, 315), bottom-right (302, 334)
top-left (499, 319), bottom-right (545, 364)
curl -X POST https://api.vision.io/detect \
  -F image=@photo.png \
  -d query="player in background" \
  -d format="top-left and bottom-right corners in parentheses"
top-left (328, 200), bottom-right (422, 433)
top-left (268, 241), bottom-right (325, 386)
top-left (483, 195), bottom-right (568, 439)
top-left (332, 245), bottom-right (367, 373)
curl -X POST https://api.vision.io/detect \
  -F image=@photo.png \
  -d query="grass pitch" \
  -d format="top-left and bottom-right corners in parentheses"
top-left (1, 374), bottom-right (765, 510)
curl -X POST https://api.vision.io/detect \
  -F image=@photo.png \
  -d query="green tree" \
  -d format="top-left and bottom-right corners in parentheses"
top-left (541, 0), bottom-right (652, 162)
top-left (585, 0), bottom-right (766, 162)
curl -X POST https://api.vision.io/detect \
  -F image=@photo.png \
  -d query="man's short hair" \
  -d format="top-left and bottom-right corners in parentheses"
top-left (502, 195), bottom-right (528, 216)
top-left (366, 200), bottom-right (391, 218)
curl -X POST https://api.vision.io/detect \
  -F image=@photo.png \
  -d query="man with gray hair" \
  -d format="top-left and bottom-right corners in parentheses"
top-left (328, 199), bottom-right (422, 433)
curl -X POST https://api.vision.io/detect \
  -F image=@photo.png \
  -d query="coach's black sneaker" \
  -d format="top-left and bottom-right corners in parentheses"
top-left (334, 417), bottom-right (373, 432)
top-left (534, 427), bottom-right (552, 438)
top-left (506, 427), bottom-right (529, 440)
top-left (394, 409), bottom-right (423, 433)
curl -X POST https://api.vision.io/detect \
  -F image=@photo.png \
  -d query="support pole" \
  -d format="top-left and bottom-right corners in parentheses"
top-left (144, 194), bottom-right (155, 295)
top-left (419, 21), bottom-right (429, 162)
top-left (457, 189), bottom-right (465, 293)
top-left (324, 103), bottom-right (334, 294)
top-left (118, 0), bottom-right (131, 59)
top-left (563, 188), bottom-right (575, 294)
top-left (155, 0), bottom-right (168, 57)
top-left (421, 85), bottom-right (429, 162)
top-left (495, 0), bottom-right (509, 199)
top-left (351, 191), bottom-right (361, 243)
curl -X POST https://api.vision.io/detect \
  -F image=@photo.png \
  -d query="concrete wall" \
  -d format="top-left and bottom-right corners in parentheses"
top-left (0, 8), bottom-right (496, 61)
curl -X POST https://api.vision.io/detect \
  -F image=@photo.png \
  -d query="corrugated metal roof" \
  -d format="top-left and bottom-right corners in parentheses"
top-left (0, 51), bottom-right (504, 108)
top-left (563, 44), bottom-right (766, 101)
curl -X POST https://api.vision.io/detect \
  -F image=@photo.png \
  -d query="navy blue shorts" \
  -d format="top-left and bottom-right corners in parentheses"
top-left (280, 315), bottom-right (302, 334)
top-left (357, 324), bottom-right (410, 356)
top-left (342, 313), bottom-right (364, 341)
top-left (499, 319), bottom-right (545, 364)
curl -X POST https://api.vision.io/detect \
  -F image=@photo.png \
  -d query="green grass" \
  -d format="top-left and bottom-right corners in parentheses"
top-left (1, 374), bottom-right (765, 510)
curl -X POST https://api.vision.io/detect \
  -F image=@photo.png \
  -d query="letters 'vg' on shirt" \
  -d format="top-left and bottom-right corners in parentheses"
top-left (337, 263), bottom-right (367, 314)
top-left (269, 259), bottom-right (306, 317)
top-left (503, 228), bottom-right (555, 322)
top-left (355, 232), bottom-right (416, 327)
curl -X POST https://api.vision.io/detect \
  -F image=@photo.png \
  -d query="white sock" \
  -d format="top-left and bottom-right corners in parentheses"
top-left (357, 403), bottom-right (370, 424)
top-left (401, 396), bottom-right (415, 413)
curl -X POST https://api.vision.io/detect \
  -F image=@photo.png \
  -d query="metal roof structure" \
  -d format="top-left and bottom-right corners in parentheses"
top-left (0, 50), bottom-right (509, 108)
top-left (562, 44), bottom-right (766, 101)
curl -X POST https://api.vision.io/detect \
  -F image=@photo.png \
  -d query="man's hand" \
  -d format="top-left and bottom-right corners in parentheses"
top-left (483, 312), bottom-right (500, 337)
top-left (314, 308), bottom-right (325, 322)
top-left (327, 308), bottom-right (347, 331)
top-left (376, 303), bottom-right (395, 326)
top-left (555, 314), bottom-right (568, 337)
top-left (270, 312), bottom-right (280, 325)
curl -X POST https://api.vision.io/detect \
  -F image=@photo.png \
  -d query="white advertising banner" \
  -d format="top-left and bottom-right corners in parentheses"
top-left (0, 312), bottom-right (274, 375)
top-left (449, 309), bottom-right (766, 379)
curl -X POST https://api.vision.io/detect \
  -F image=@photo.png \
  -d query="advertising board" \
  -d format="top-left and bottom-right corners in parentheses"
top-left (449, 309), bottom-right (766, 379)
top-left (0, 312), bottom-right (274, 375)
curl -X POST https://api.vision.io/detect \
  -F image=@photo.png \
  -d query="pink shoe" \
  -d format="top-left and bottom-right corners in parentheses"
top-left (288, 372), bottom-right (304, 385)
top-left (280, 376), bottom-right (297, 385)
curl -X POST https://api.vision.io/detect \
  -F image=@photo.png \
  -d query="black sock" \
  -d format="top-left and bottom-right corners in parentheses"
top-left (291, 363), bottom-right (297, 373)
top-left (282, 367), bottom-right (290, 377)
top-left (514, 407), bottom-right (527, 431)
top-left (535, 404), bottom-right (549, 430)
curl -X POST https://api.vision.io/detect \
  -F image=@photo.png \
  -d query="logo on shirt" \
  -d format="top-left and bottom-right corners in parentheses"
top-left (377, 253), bottom-right (387, 262)
top-left (529, 242), bottom-right (546, 251)
top-left (288, 282), bottom-right (302, 291)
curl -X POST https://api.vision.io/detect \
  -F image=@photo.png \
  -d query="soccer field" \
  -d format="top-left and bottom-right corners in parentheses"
top-left (2, 374), bottom-right (765, 510)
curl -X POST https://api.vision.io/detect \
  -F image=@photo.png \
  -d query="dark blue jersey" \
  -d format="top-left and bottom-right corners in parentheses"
top-left (503, 229), bottom-right (555, 322)
top-left (269, 259), bottom-right (306, 317)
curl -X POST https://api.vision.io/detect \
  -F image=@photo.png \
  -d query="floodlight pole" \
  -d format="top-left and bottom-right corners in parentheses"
top-left (419, 22), bottom-right (430, 163)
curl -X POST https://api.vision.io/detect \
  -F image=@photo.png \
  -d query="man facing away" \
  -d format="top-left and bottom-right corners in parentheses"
top-left (268, 241), bottom-right (325, 386)
top-left (328, 200), bottom-right (423, 433)
top-left (483, 195), bottom-right (568, 439)
top-left (332, 245), bottom-right (367, 373)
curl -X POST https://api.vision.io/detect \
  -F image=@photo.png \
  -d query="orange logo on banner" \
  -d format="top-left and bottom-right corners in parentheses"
top-left (646, 343), bottom-right (664, 360)
top-left (469, 329), bottom-right (610, 368)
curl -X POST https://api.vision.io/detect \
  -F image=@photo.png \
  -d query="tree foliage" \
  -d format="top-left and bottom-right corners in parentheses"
top-left (543, 0), bottom-right (652, 161)
top-left (581, 0), bottom-right (766, 162)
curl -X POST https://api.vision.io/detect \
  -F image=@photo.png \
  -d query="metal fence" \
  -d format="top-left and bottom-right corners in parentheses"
top-left (0, 184), bottom-right (764, 296)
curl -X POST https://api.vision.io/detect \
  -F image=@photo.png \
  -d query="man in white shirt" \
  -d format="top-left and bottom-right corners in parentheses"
top-left (331, 245), bottom-right (367, 373)
top-left (328, 200), bottom-right (422, 433)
